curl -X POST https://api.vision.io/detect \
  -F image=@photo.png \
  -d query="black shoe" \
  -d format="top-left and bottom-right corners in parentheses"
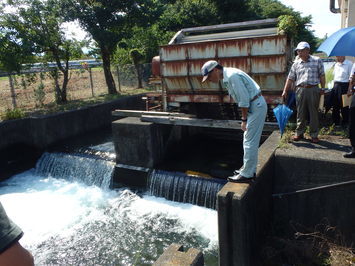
top-left (343, 152), bottom-right (355, 158)
top-left (227, 174), bottom-right (255, 183)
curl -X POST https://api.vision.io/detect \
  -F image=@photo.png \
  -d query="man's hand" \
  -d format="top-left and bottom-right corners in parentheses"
top-left (241, 121), bottom-right (247, 131)
top-left (281, 90), bottom-right (287, 101)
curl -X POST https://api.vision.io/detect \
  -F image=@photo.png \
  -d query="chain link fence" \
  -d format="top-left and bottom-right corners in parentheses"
top-left (0, 63), bottom-right (152, 114)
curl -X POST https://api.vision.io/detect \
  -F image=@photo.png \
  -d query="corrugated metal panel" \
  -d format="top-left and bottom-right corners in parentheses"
top-left (186, 43), bottom-right (217, 59)
top-left (163, 74), bottom-right (285, 92)
top-left (160, 46), bottom-right (187, 61)
top-left (161, 36), bottom-right (287, 61)
top-left (252, 74), bottom-right (286, 91)
top-left (161, 55), bottom-right (284, 77)
top-left (218, 58), bottom-right (251, 73)
top-left (250, 36), bottom-right (286, 55)
top-left (161, 62), bottom-right (188, 77)
top-left (217, 41), bottom-right (249, 57)
top-left (164, 77), bottom-right (221, 91)
top-left (250, 56), bottom-right (286, 73)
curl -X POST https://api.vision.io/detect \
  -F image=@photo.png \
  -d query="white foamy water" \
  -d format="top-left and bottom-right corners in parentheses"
top-left (0, 156), bottom-right (218, 265)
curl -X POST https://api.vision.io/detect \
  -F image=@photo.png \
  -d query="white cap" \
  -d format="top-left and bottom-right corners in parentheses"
top-left (295, 41), bottom-right (310, 51)
top-left (201, 60), bottom-right (219, 82)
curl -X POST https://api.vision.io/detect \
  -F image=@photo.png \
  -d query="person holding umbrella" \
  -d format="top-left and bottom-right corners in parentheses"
top-left (282, 41), bottom-right (325, 143)
top-left (344, 66), bottom-right (355, 158)
top-left (201, 60), bottom-right (267, 183)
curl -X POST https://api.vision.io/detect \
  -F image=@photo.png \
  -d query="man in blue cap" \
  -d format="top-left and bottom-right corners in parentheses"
top-left (201, 60), bottom-right (267, 183)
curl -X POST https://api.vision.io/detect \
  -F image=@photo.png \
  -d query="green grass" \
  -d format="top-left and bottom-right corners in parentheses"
top-left (1, 108), bottom-right (26, 120)
top-left (277, 120), bottom-right (348, 149)
top-left (319, 124), bottom-right (348, 137)
top-left (277, 127), bottom-right (293, 149)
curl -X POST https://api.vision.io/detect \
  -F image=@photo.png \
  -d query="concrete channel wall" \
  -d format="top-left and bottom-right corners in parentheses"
top-left (217, 131), bottom-right (279, 266)
top-left (0, 94), bottom-right (144, 180)
top-left (273, 142), bottom-right (355, 244)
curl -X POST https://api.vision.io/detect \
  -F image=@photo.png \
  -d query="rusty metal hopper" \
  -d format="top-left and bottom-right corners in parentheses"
top-left (150, 18), bottom-right (293, 113)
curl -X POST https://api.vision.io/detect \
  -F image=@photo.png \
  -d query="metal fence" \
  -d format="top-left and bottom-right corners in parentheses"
top-left (0, 63), bottom-right (152, 113)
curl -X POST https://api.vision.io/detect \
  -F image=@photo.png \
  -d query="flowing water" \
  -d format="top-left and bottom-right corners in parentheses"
top-left (0, 146), bottom-right (219, 265)
top-left (148, 170), bottom-right (226, 210)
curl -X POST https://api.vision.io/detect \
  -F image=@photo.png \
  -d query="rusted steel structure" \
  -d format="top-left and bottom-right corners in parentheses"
top-left (148, 18), bottom-right (293, 118)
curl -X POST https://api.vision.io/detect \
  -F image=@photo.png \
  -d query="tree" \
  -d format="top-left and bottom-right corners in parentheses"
top-left (157, 0), bottom-right (219, 32)
top-left (1, 0), bottom-right (85, 104)
top-left (61, 0), bottom-right (156, 95)
top-left (0, 29), bottom-right (35, 108)
top-left (210, 0), bottom-right (252, 24)
top-left (130, 48), bottom-right (144, 88)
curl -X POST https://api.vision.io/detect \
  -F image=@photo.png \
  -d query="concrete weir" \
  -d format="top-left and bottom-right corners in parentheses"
top-left (112, 110), bottom-right (355, 265)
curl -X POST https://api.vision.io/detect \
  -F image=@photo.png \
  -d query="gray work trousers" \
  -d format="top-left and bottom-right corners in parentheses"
top-left (295, 86), bottom-right (320, 138)
top-left (240, 96), bottom-right (267, 178)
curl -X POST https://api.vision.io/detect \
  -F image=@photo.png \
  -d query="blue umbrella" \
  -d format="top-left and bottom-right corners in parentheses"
top-left (273, 104), bottom-right (293, 136)
top-left (317, 26), bottom-right (355, 56)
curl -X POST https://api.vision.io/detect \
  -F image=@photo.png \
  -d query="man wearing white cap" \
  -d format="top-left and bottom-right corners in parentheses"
top-left (201, 60), bottom-right (267, 183)
top-left (282, 41), bottom-right (325, 143)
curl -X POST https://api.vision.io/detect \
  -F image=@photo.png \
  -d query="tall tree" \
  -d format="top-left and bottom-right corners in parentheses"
top-left (157, 0), bottom-right (219, 32)
top-left (1, 0), bottom-right (84, 103)
top-left (0, 28), bottom-right (35, 109)
top-left (210, 0), bottom-right (252, 23)
top-left (61, 0), bottom-right (156, 94)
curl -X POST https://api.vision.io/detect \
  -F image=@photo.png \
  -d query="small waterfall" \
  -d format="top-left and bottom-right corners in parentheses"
top-left (35, 152), bottom-right (115, 189)
top-left (148, 170), bottom-right (226, 209)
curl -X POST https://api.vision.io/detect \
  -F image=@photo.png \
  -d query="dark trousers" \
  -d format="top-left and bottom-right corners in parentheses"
top-left (349, 106), bottom-right (355, 149)
top-left (331, 82), bottom-right (349, 125)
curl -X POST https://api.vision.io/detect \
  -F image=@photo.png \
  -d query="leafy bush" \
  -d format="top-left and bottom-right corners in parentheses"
top-left (278, 15), bottom-right (298, 36)
top-left (1, 108), bottom-right (26, 120)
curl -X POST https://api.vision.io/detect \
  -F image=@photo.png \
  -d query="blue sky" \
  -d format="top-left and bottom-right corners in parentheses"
top-left (279, 0), bottom-right (341, 38)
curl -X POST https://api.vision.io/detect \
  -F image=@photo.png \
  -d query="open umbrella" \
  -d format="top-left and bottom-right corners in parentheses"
top-left (273, 104), bottom-right (293, 136)
top-left (317, 26), bottom-right (355, 56)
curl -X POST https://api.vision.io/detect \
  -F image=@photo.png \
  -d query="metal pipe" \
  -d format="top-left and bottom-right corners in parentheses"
top-left (272, 180), bottom-right (355, 198)
top-left (330, 0), bottom-right (340, 13)
top-left (180, 18), bottom-right (278, 34)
